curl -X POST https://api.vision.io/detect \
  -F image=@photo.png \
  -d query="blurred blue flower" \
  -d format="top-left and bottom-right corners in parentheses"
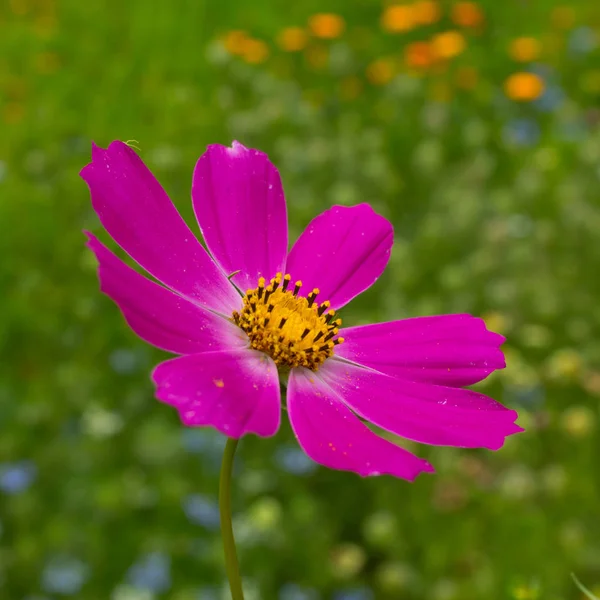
top-left (109, 348), bottom-right (142, 374)
top-left (180, 429), bottom-right (226, 472)
top-left (127, 552), bottom-right (171, 593)
top-left (568, 27), bottom-right (597, 55)
top-left (332, 587), bottom-right (374, 600)
top-left (182, 494), bottom-right (220, 530)
top-left (41, 556), bottom-right (89, 595)
top-left (504, 384), bottom-right (546, 409)
top-left (274, 445), bottom-right (318, 476)
top-left (181, 428), bottom-right (226, 456)
top-left (503, 119), bottom-right (541, 147)
top-left (279, 582), bottom-right (320, 600)
top-left (0, 461), bottom-right (36, 494)
top-left (534, 85), bottom-right (565, 113)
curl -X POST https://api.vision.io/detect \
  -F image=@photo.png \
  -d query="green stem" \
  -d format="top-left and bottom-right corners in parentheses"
top-left (219, 437), bottom-right (245, 600)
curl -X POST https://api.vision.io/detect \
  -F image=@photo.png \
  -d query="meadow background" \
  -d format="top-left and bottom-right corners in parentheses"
top-left (1, 0), bottom-right (600, 598)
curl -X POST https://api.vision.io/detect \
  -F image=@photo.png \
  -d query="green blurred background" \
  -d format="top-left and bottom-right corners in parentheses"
top-left (1, 0), bottom-right (599, 598)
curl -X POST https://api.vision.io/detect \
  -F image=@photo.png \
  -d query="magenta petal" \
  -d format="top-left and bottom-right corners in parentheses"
top-left (319, 360), bottom-right (523, 450)
top-left (152, 349), bottom-right (280, 438)
top-left (337, 314), bottom-right (506, 387)
top-left (285, 204), bottom-right (393, 309)
top-left (192, 141), bottom-right (288, 292)
top-left (86, 233), bottom-right (247, 355)
top-left (287, 368), bottom-right (434, 480)
top-left (81, 141), bottom-right (240, 315)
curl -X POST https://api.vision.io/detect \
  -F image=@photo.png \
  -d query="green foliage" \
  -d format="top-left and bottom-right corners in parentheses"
top-left (1, 0), bottom-right (599, 599)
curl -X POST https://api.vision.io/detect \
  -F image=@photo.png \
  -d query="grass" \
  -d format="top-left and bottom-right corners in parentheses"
top-left (0, 0), bottom-right (599, 598)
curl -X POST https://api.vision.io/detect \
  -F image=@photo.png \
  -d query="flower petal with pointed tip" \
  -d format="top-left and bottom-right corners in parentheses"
top-left (337, 314), bottom-right (505, 387)
top-left (192, 141), bottom-right (288, 292)
top-left (285, 204), bottom-right (393, 310)
top-left (287, 367), bottom-right (434, 480)
top-left (319, 359), bottom-right (523, 450)
top-left (81, 141), bottom-right (240, 315)
top-left (152, 349), bottom-right (280, 438)
top-left (86, 233), bottom-right (247, 355)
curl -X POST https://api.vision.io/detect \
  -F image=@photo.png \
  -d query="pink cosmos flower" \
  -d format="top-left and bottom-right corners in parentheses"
top-left (82, 140), bottom-right (522, 481)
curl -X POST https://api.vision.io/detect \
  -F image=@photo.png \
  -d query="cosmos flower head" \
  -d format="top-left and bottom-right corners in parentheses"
top-left (82, 140), bottom-right (522, 481)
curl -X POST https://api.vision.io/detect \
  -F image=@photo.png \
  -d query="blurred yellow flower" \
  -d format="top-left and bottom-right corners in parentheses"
top-left (241, 39), bottom-right (269, 64)
top-left (381, 5), bottom-right (414, 33)
top-left (366, 58), bottom-right (395, 85)
top-left (512, 583), bottom-right (541, 600)
top-left (277, 27), bottom-right (308, 52)
top-left (308, 13), bottom-right (345, 39)
top-left (248, 496), bottom-right (282, 532)
top-left (404, 41), bottom-right (434, 69)
top-left (330, 543), bottom-right (366, 579)
top-left (451, 1), bottom-right (484, 28)
top-left (504, 72), bottom-right (545, 101)
top-left (432, 31), bottom-right (466, 59)
top-left (223, 30), bottom-right (250, 55)
top-left (412, 0), bottom-right (441, 25)
top-left (551, 5), bottom-right (575, 30)
top-left (509, 37), bottom-right (541, 62)
top-left (561, 405), bottom-right (595, 439)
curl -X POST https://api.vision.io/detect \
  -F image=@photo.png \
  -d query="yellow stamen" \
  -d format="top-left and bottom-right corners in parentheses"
top-left (232, 273), bottom-right (344, 371)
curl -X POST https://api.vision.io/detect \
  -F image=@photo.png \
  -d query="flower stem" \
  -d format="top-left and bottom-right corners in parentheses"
top-left (219, 437), bottom-right (245, 600)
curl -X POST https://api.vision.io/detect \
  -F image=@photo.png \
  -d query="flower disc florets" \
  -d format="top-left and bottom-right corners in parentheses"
top-left (232, 273), bottom-right (344, 371)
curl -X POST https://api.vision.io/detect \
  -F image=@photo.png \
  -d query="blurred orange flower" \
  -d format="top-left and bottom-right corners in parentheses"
top-left (412, 0), bottom-right (441, 25)
top-left (504, 72), bottom-right (545, 101)
top-left (277, 27), bottom-right (308, 52)
top-left (308, 13), bottom-right (345, 39)
top-left (241, 39), bottom-right (269, 64)
top-left (381, 4), bottom-right (414, 33)
top-left (405, 41), bottom-right (434, 68)
top-left (366, 58), bottom-right (395, 85)
top-left (432, 31), bottom-right (466, 59)
top-left (509, 37), bottom-right (541, 62)
top-left (223, 30), bottom-right (250, 55)
top-left (451, 1), bottom-right (484, 28)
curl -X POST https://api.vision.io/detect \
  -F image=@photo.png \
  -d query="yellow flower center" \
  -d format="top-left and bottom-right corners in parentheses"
top-left (232, 273), bottom-right (344, 371)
